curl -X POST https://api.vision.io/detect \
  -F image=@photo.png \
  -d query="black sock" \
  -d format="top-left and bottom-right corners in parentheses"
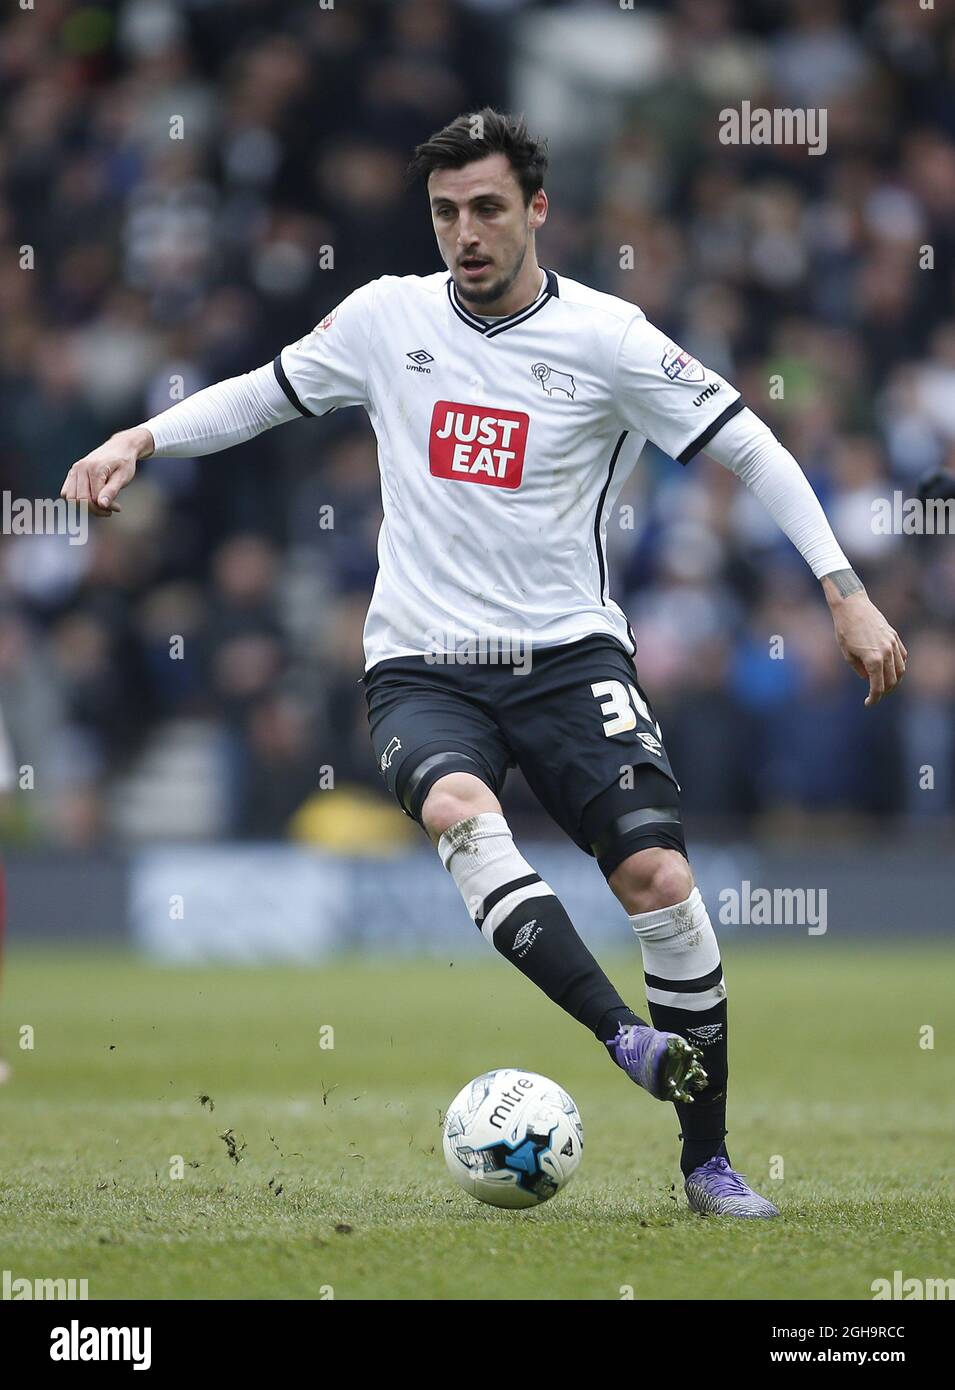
top-left (492, 895), bottom-right (644, 1037)
top-left (647, 998), bottom-right (729, 1177)
top-left (595, 1004), bottom-right (647, 1046)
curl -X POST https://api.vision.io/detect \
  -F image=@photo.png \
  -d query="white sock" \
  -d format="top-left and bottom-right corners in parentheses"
top-left (438, 813), bottom-right (554, 944)
top-left (628, 887), bottom-right (726, 1011)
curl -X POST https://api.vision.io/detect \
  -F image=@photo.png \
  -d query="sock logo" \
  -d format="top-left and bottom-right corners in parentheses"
top-left (687, 1024), bottom-right (723, 1043)
top-left (511, 920), bottom-right (542, 956)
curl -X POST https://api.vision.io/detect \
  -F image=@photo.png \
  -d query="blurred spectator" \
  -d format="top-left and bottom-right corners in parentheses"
top-left (1, 0), bottom-right (953, 844)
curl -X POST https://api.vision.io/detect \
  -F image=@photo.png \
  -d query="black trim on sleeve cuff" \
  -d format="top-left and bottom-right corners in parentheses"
top-left (677, 395), bottom-right (745, 465)
top-left (273, 354), bottom-right (314, 418)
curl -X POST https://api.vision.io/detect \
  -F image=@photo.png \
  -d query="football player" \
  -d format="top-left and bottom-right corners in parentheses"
top-left (61, 110), bottom-right (906, 1217)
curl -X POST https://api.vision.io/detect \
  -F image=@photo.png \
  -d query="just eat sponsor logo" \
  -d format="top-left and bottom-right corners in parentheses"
top-left (429, 401), bottom-right (529, 489)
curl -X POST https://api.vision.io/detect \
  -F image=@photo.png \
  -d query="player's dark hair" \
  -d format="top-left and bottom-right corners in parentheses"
top-left (408, 109), bottom-right (548, 204)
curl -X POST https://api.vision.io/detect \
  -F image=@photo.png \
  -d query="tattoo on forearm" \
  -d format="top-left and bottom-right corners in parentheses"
top-left (826, 568), bottom-right (864, 598)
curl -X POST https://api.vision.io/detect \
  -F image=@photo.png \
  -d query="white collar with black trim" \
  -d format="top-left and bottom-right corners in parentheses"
top-left (446, 267), bottom-right (559, 339)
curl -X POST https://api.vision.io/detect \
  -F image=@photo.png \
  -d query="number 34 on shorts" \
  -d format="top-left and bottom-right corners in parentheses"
top-left (591, 678), bottom-right (664, 758)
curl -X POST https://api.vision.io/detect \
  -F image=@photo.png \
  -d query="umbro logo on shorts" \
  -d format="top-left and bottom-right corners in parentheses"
top-left (429, 401), bottom-right (529, 489)
top-left (637, 731), bottom-right (663, 756)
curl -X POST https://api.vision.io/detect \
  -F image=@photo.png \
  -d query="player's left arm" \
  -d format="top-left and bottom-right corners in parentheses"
top-left (702, 407), bottom-right (906, 707)
top-left (612, 316), bottom-right (905, 707)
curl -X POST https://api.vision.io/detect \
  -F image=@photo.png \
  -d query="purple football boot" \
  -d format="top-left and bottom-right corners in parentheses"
top-left (685, 1156), bottom-right (780, 1218)
top-left (605, 1023), bottom-right (707, 1104)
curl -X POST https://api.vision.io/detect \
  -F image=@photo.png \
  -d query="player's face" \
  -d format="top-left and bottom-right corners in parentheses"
top-left (428, 154), bottom-right (547, 310)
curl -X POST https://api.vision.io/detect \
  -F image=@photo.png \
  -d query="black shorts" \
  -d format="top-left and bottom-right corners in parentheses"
top-left (363, 634), bottom-right (683, 872)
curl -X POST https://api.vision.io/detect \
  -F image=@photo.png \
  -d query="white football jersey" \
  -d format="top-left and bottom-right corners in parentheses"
top-left (275, 270), bottom-right (742, 671)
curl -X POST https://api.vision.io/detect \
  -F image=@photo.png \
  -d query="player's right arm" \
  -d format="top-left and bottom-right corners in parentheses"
top-left (60, 282), bottom-right (375, 516)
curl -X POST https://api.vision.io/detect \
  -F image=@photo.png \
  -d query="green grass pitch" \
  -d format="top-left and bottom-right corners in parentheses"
top-left (1, 943), bottom-right (952, 1300)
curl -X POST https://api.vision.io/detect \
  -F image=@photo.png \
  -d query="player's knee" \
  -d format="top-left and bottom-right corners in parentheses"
top-left (421, 772), bottom-right (501, 844)
top-left (609, 847), bottom-right (694, 916)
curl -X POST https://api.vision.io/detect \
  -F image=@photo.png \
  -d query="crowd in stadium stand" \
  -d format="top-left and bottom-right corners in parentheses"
top-left (1, 0), bottom-right (954, 847)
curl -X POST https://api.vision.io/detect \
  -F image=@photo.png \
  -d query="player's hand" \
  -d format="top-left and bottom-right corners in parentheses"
top-left (60, 426), bottom-right (154, 517)
top-left (826, 588), bottom-right (907, 707)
